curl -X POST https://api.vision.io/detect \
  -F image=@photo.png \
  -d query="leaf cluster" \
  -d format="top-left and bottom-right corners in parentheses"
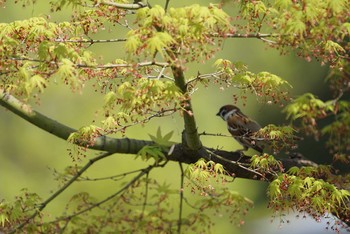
top-left (185, 159), bottom-right (227, 186)
top-left (283, 93), bottom-right (335, 137)
top-left (268, 172), bottom-right (350, 228)
top-left (214, 59), bottom-right (292, 105)
top-left (321, 104), bottom-right (350, 161)
top-left (257, 124), bottom-right (299, 153)
top-left (126, 4), bottom-right (232, 62)
top-left (102, 77), bottom-right (183, 134)
top-left (184, 159), bottom-right (253, 229)
top-left (237, 0), bottom-right (350, 67)
top-left (68, 125), bottom-right (103, 148)
top-left (0, 189), bottom-right (44, 233)
top-left (250, 154), bottom-right (283, 176)
top-left (0, 17), bottom-right (95, 98)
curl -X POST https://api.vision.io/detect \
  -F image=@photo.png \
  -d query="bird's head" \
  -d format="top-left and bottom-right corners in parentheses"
top-left (216, 105), bottom-right (240, 121)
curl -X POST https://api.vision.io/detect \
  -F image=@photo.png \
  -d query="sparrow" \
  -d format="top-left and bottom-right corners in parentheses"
top-left (216, 105), bottom-right (263, 153)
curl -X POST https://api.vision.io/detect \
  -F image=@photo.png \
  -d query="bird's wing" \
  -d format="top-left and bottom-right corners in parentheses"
top-left (246, 120), bottom-right (261, 132)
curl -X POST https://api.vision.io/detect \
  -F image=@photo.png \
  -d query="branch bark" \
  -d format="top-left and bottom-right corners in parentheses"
top-left (0, 89), bottom-right (152, 154)
top-left (171, 66), bottom-right (202, 151)
top-left (99, 1), bottom-right (147, 10)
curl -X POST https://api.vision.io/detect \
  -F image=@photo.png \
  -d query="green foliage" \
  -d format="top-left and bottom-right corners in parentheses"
top-left (15, 63), bottom-right (48, 98)
top-left (0, 17), bottom-right (95, 98)
top-left (257, 124), bottom-right (299, 152)
top-left (116, 78), bottom-right (182, 113)
top-left (148, 127), bottom-right (174, 147)
top-left (100, 78), bottom-right (183, 134)
top-left (52, 58), bottom-right (82, 91)
top-left (68, 125), bottom-right (103, 147)
top-left (287, 165), bottom-right (333, 179)
top-left (0, 189), bottom-right (43, 232)
top-left (238, 0), bottom-right (349, 67)
top-left (184, 159), bottom-right (253, 228)
top-left (283, 93), bottom-right (335, 136)
top-left (250, 154), bottom-right (283, 175)
top-left (136, 127), bottom-right (175, 163)
top-left (136, 145), bottom-right (163, 162)
top-left (214, 59), bottom-right (292, 104)
top-left (284, 93), bottom-right (330, 120)
top-left (1, 0), bottom-right (350, 233)
top-left (185, 159), bottom-right (227, 185)
top-left (321, 103), bottom-right (350, 157)
top-left (127, 4), bottom-right (232, 62)
top-left (268, 173), bottom-right (350, 225)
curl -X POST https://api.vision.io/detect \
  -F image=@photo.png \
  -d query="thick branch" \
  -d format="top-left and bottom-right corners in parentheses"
top-left (167, 145), bottom-right (316, 181)
top-left (0, 89), bottom-right (151, 154)
top-left (171, 66), bottom-right (202, 151)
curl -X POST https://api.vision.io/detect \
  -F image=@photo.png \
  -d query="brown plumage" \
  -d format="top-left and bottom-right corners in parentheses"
top-left (216, 105), bottom-right (263, 153)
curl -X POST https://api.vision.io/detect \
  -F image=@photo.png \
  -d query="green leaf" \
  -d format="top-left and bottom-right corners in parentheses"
top-left (328, 0), bottom-right (346, 14)
top-left (125, 31), bottom-right (142, 53)
top-left (287, 166), bottom-right (300, 175)
top-left (146, 32), bottom-right (175, 57)
top-left (148, 127), bottom-right (174, 147)
top-left (303, 177), bottom-right (314, 188)
top-left (324, 40), bottom-right (346, 55)
top-left (137, 145), bottom-right (166, 163)
top-left (104, 91), bottom-right (117, 108)
top-left (268, 179), bottom-right (281, 198)
top-left (29, 75), bottom-right (47, 93)
top-left (213, 163), bottom-right (225, 174)
top-left (101, 116), bottom-right (116, 130)
top-left (286, 19), bottom-right (306, 38)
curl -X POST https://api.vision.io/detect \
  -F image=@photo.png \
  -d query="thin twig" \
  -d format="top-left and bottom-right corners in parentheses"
top-left (47, 165), bottom-right (155, 225)
top-left (156, 66), bottom-right (167, 79)
top-left (1, 57), bottom-right (169, 69)
top-left (75, 168), bottom-right (145, 181)
top-left (164, 0), bottom-right (170, 12)
top-left (78, 61), bottom-right (169, 69)
top-left (178, 162), bottom-right (184, 234)
top-left (54, 38), bottom-right (127, 44)
top-left (99, 1), bottom-right (147, 10)
top-left (140, 172), bottom-right (150, 219)
top-left (198, 131), bottom-right (232, 137)
top-left (186, 71), bottom-right (224, 85)
top-left (104, 108), bottom-right (178, 135)
top-left (212, 32), bottom-right (280, 38)
top-left (9, 151), bottom-right (115, 234)
top-left (206, 149), bottom-right (269, 180)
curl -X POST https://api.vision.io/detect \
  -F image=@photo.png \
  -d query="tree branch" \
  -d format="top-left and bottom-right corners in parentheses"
top-left (54, 38), bottom-right (127, 44)
top-left (0, 89), bottom-right (152, 154)
top-left (171, 65), bottom-right (202, 151)
top-left (0, 88), bottom-right (316, 176)
top-left (99, 1), bottom-right (147, 10)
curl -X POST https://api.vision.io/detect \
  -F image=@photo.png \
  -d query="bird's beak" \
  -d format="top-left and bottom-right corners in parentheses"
top-left (216, 112), bottom-right (220, 116)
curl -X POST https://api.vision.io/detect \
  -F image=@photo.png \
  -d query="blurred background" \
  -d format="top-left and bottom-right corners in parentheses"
top-left (0, 1), bottom-right (345, 233)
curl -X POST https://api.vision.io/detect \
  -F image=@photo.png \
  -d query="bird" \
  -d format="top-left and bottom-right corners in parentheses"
top-left (216, 105), bottom-right (263, 153)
